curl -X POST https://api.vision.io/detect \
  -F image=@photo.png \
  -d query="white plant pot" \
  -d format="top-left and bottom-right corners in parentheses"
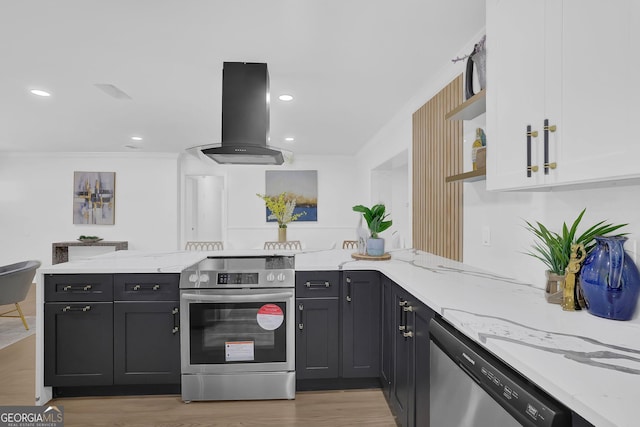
top-left (367, 237), bottom-right (385, 256)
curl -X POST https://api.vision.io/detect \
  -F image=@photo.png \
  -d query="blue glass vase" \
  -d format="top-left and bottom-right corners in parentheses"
top-left (579, 236), bottom-right (640, 321)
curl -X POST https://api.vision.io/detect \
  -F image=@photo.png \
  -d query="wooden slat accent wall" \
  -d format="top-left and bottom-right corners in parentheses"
top-left (412, 75), bottom-right (463, 261)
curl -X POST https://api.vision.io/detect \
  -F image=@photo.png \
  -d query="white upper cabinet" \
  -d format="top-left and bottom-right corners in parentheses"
top-left (486, 0), bottom-right (640, 191)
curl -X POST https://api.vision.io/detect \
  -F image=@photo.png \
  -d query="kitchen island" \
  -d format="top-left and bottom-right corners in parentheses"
top-left (35, 248), bottom-right (640, 427)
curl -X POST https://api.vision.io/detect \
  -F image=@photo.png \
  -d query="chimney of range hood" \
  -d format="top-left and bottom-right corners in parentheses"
top-left (198, 62), bottom-right (284, 165)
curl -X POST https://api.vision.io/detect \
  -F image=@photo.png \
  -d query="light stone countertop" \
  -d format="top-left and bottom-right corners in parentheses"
top-left (36, 248), bottom-right (640, 426)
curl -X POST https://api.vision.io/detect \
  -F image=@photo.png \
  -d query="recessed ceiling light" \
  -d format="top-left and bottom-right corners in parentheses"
top-left (285, 137), bottom-right (295, 142)
top-left (131, 136), bottom-right (143, 141)
top-left (278, 94), bottom-right (294, 101)
top-left (30, 89), bottom-right (51, 97)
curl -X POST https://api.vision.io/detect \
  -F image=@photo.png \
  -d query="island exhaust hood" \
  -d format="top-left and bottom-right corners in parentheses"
top-left (195, 62), bottom-right (284, 165)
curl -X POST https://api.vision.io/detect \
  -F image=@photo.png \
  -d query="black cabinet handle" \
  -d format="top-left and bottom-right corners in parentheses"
top-left (62, 305), bottom-right (91, 312)
top-left (298, 303), bottom-right (304, 330)
top-left (172, 307), bottom-right (179, 334)
top-left (345, 277), bottom-right (352, 302)
top-left (543, 118), bottom-right (557, 174)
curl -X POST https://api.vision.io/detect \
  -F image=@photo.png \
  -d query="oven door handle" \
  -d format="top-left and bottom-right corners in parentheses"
top-left (181, 291), bottom-right (293, 303)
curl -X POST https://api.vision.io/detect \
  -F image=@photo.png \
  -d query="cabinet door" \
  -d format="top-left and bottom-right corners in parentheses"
top-left (295, 298), bottom-right (340, 380)
top-left (380, 276), bottom-right (394, 397)
top-left (413, 301), bottom-right (435, 427)
top-left (390, 286), bottom-right (415, 427)
top-left (113, 301), bottom-right (180, 384)
top-left (550, 0), bottom-right (640, 185)
top-left (486, 0), bottom-right (546, 190)
top-left (342, 271), bottom-right (381, 378)
top-left (44, 302), bottom-right (113, 387)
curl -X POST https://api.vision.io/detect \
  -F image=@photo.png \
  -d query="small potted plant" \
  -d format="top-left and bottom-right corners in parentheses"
top-left (524, 208), bottom-right (626, 304)
top-left (352, 204), bottom-right (392, 256)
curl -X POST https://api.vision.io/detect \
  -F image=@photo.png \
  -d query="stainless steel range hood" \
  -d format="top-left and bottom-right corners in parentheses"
top-left (194, 62), bottom-right (284, 165)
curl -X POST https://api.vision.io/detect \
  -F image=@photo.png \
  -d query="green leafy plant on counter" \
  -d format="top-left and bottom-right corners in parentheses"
top-left (523, 208), bottom-right (627, 275)
top-left (257, 192), bottom-right (305, 228)
top-left (352, 204), bottom-right (393, 238)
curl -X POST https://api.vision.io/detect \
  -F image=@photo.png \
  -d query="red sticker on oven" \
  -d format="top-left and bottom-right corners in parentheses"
top-left (257, 304), bottom-right (284, 330)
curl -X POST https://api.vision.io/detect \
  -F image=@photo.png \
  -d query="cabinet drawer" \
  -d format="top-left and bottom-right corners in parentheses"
top-left (45, 274), bottom-right (113, 302)
top-left (114, 274), bottom-right (179, 301)
top-left (296, 271), bottom-right (340, 298)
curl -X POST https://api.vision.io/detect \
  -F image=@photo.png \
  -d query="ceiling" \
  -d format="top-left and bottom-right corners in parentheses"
top-left (0, 1), bottom-right (485, 157)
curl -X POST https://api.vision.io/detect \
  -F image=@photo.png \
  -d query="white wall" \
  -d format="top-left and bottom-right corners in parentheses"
top-left (357, 29), bottom-right (640, 288)
top-left (0, 152), bottom-right (180, 267)
top-left (180, 153), bottom-right (364, 250)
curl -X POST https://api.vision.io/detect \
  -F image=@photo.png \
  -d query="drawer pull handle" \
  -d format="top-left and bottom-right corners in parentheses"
top-left (62, 305), bottom-right (91, 312)
top-left (305, 281), bottom-right (331, 288)
top-left (63, 285), bottom-right (93, 291)
top-left (153, 284), bottom-right (160, 290)
top-left (133, 285), bottom-right (141, 291)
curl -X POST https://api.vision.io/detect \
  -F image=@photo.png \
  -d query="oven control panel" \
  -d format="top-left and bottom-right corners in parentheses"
top-left (180, 256), bottom-right (295, 289)
top-left (217, 272), bottom-right (259, 285)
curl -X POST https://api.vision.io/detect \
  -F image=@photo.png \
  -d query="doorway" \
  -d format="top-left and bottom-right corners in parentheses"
top-left (184, 175), bottom-right (226, 246)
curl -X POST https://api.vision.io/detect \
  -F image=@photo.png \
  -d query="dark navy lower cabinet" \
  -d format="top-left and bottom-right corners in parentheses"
top-left (295, 271), bottom-right (340, 380)
top-left (44, 301), bottom-right (114, 387)
top-left (342, 271), bottom-right (381, 378)
top-left (113, 301), bottom-right (180, 384)
top-left (295, 297), bottom-right (340, 379)
top-left (413, 299), bottom-right (435, 427)
top-left (44, 273), bottom-right (180, 394)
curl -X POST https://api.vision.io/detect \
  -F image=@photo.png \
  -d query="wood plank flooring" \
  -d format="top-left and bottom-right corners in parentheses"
top-left (0, 284), bottom-right (396, 427)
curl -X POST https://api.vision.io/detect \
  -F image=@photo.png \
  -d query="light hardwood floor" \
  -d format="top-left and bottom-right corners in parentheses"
top-left (0, 284), bottom-right (397, 427)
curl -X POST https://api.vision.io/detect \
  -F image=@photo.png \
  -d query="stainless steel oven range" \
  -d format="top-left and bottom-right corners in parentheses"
top-left (179, 255), bottom-right (295, 402)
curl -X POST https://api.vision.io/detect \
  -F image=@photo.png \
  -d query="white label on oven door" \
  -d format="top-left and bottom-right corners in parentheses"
top-left (257, 304), bottom-right (284, 330)
top-left (225, 341), bottom-right (255, 362)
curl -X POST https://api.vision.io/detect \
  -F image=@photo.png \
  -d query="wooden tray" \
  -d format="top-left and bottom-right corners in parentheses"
top-left (351, 252), bottom-right (391, 261)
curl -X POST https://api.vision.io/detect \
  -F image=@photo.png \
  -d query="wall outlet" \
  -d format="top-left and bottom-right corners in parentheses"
top-left (482, 226), bottom-right (491, 246)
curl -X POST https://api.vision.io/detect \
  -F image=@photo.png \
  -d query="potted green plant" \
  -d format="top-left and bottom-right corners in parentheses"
top-left (352, 204), bottom-right (393, 256)
top-left (257, 192), bottom-right (306, 242)
top-left (524, 208), bottom-right (627, 303)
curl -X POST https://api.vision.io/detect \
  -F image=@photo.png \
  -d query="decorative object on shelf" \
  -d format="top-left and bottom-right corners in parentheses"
top-left (579, 236), bottom-right (640, 321)
top-left (257, 192), bottom-right (306, 242)
top-left (77, 235), bottom-right (103, 243)
top-left (523, 208), bottom-right (627, 305)
top-left (471, 128), bottom-right (487, 171)
top-left (265, 170), bottom-right (318, 222)
top-left (73, 171), bottom-right (115, 225)
top-left (352, 204), bottom-right (392, 257)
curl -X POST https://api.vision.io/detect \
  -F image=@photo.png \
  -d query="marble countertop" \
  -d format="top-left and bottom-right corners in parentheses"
top-left (37, 248), bottom-right (640, 426)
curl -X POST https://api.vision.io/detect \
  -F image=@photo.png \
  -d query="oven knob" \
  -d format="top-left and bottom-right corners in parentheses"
top-left (277, 273), bottom-right (286, 282)
top-left (189, 273), bottom-right (198, 283)
top-left (199, 273), bottom-right (210, 283)
top-left (267, 273), bottom-right (275, 282)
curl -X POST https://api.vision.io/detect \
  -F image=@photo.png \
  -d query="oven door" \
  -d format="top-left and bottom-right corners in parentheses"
top-left (180, 288), bottom-right (294, 374)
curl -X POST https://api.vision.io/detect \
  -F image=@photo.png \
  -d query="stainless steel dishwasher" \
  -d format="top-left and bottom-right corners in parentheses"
top-left (429, 317), bottom-right (571, 427)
